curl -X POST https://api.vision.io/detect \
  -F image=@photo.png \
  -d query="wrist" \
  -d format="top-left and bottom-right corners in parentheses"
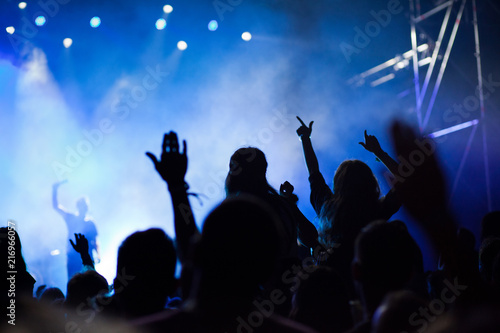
top-left (300, 135), bottom-right (311, 142)
top-left (168, 181), bottom-right (189, 193)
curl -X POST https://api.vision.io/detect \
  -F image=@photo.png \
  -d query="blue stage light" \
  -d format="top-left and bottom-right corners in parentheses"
top-left (156, 18), bottom-right (167, 30)
top-left (35, 16), bottom-right (46, 27)
top-left (208, 20), bottom-right (218, 31)
top-left (90, 16), bottom-right (101, 28)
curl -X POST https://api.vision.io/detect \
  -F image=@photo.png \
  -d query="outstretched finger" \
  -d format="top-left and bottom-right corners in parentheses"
top-left (296, 116), bottom-right (306, 127)
top-left (169, 132), bottom-right (180, 153)
top-left (364, 130), bottom-right (368, 140)
top-left (182, 140), bottom-right (187, 156)
top-left (70, 239), bottom-right (76, 250)
top-left (309, 121), bottom-right (314, 130)
top-left (145, 152), bottom-right (159, 166)
top-left (162, 133), bottom-right (168, 152)
top-left (359, 142), bottom-right (367, 149)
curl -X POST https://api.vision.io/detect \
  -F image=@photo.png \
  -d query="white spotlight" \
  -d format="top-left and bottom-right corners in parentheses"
top-left (163, 5), bottom-right (173, 14)
top-left (241, 32), bottom-right (252, 41)
top-left (63, 38), bottom-right (73, 48)
top-left (18, 2), bottom-right (27, 9)
top-left (177, 41), bottom-right (187, 51)
top-left (6, 26), bottom-right (15, 34)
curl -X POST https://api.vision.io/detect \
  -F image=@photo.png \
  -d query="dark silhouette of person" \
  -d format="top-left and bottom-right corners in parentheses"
top-left (146, 131), bottom-right (320, 324)
top-left (225, 147), bottom-right (320, 259)
top-left (134, 196), bottom-right (317, 333)
top-left (39, 287), bottom-right (65, 305)
top-left (347, 220), bottom-right (422, 333)
top-left (65, 269), bottom-right (108, 316)
top-left (146, 132), bottom-right (319, 310)
top-left (1, 226), bottom-right (36, 327)
top-left (98, 228), bottom-right (177, 320)
top-left (289, 266), bottom-right (352, 333)
top-left (52, 180), bottom-right (100, 280)
top-left (295, 117), bottom-right (400, 296)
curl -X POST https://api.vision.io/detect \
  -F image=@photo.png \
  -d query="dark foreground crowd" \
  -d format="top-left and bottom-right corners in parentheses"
top-left (2, 118), bottom-right (500, 333)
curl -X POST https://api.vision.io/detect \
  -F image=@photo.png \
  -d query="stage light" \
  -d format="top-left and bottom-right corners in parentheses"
top-left (163, 5), bottom-right (173, 14)
top-left (156, 18), bottom-right (167, 30)
top-left (90, 16), bottom-right (101, 28)
top-left (18, 2), bottom-right (27, 9)
top-left (208, 20), bottom-right (218, 31)
top-left (428, 119), bottom-right (479, 138)
top-left (6, 26), bottom-right (15, 34)
top-left (241, 32), bottom-right (252, 41)
top-left (63, 38), bottom-right (73, 48)
top-left (35, 16), bottom-right (46, 27)
top-left (177, 41), bottom-right (187, 50)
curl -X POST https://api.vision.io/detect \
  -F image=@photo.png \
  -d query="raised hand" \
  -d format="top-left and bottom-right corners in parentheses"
top-left (359, 130), bottom-right (382, 154)
top-left (70, 233), bottom-right (89, 255)
top-left (279, 181), bottom-right (295, 199)
top-left (296, 116), bottom-right (314, 139)
top-left (146, 131), bottom-right (188, 189)
top-left (390, 121), bottom-right (445, 221)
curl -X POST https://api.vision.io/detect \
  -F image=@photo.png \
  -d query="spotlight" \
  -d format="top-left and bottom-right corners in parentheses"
top-left (208, 20), bottom-right (218, 31)
top-left (63, 38), bottom-right (73, 48)
top-left (177, 41), bottom-right (187, 51)
top-left (18, 2), bottom-right (27, 9)
top-left (163, 5), bottom-right (173, 14)
top-left (156, 18), bottom-right (167, 30)
top-left (241, 32), bottom-right (252, 41)
top-left (6, 26), bottom-right (15, 34)
top-left (35, 16), bottom-right (46, 27)
top-left (90, 16), bottom-right (101, 28)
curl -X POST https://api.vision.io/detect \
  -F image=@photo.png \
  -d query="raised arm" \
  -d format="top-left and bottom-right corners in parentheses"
top-left (70, 233), bottom-right (94, 270)
top-left (146, 131), bottom-right (199, 264)
top-left (296, 116), bottom-right (320, 176)
top-left (280, 181), bottom-right (320, 250)
top-left (389, 121), bottom-right (457, 276)
top-left (52, 180), bottom-right (69, 216)
top-left (359, 130), bottom-right (399, 176)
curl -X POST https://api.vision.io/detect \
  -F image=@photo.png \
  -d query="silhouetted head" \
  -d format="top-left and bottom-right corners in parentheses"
top-left (290, 267), bottom-right (352, 333)
top-left (36, 285), bottom-right (47, 299)
top-left (481, 211), bottom-right (500, 242)
top-left (65, 270), bottom-right (108, 310)
top-left (39, 287), bottom-right (65, 304)
top-left (195, 195), bottom-right (281, 296)
top-left (114, 228), bottom-right (177, 318)
top-left (76, 197), bottom-right (89, 216)
top-left (318, 160), bottom-right (382, 246)
top-left (225, 147), bottom-right (275, 197)
top-left (353, 220), bottom-right (418, 307)
top-left (333, 159), bottom-right (380, 201)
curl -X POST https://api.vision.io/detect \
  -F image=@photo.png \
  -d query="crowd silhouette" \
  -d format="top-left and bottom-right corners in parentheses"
top-left (1, 117), bottom-right (499, 332)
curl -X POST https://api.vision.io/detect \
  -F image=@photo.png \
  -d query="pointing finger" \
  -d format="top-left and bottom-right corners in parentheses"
top-left (296, 116), bottom-right (306, 127)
